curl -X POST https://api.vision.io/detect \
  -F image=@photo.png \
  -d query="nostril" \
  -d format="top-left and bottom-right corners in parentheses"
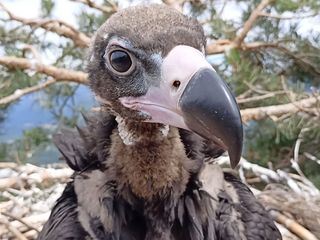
top-left (172, 80), bottom-right (181, 89)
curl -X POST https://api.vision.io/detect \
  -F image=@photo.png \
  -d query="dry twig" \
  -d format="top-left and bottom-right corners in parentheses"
top-left (0, 216), bottom-right (28, 240)
top-left (0, 56), bottom-right (88, 83)
top-left (233, 0), bottom-right (274, 46)
top-left (240, 95), bottom-right (320, 122)
top-left (0, 2), bottom-right (90, 47)
top-left (258, 12), bottom-right (318, 20)
top-left (0, 79), bottom-right (57, 105)
top-left (237, 91), bottom-right (287, 104)
top-left (1, 212), bottom-right (40, 233)
top-left (21, 45), bottom-right (43, 63)
top-left (270, 210), bottom-right (318, 240)
top-left (69, 0), bottom-right (117, 14)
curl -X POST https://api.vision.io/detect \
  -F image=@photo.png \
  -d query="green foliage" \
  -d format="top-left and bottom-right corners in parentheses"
top-left (303, 162), bottom-right (320, 189)
top-left (275, 0), bottom-right (301, 12)
top-left (41, 0), bottom-right (55, 17)
top-left (77, 11), bottom-right (107, 36)
top-left (275, 0), bottom-right (320, 12)
top-left (0, 144), bottom-right (8, 160)
top-left (23, 127), bottom-right (49, 147)
top-left (0, 69), bottom-right (42, 109)
top-left (245, 115), bottom-right (320, 186)
top-left (0, 127), bottom-right (51, 163)
top-left (245, 119), bottom-right (296, 167)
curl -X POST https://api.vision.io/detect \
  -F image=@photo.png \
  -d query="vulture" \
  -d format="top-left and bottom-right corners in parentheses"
top-left (38, 4), bottom-right (281, 240)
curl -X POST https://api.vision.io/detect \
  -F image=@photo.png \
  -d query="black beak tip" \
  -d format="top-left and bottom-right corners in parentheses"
top-left (228, 132), bottom-right (243, 169)
top-left (180, 68), bottom-right (243, 168)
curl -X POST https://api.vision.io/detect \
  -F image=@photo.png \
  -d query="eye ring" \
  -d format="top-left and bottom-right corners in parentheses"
top-left (104, 48), bottom-right (135, 76)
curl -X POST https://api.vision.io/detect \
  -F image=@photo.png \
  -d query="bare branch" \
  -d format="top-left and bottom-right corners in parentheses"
top-left (0, 2), bottom-right (90, 48)
top-left (1, 212), bottom-right (39, 233)
top-left (207, 40), bottom-right (320, 79)
top-left (205, 0), bottom-right (286, 54)
top-left (291, 136), bottom-right (318, 192)
top-left (0, 55), bottom-right (89, 105)
top-left (233, 0), bottom-right (274, 46)
top-left (21, 45), bottom-right (42, 63)
top-left (0, 56), bottom-right (88, 84)
top-left (258, 12), bottom-right (318, 20)
top-left (270, 210), bottom-right (319, 240)
top-left (69, 0), bottom-right (117, 14)
top-left (240, 95), bottom-right (320, 122)
top-left (0, 164), bottom-right (73, 190)
top-left (303, 152), bottom-right (320, 165)
top-left (206, 41), bottom-right (280, 55)
top-left (0, 217), bottom-right (28, 240)
top-left (0, 79), bottom-right (56, 105)
top-left (237, 91), bottom-right (287, 104)
top-left (276, 45), bottom-right (320, 76)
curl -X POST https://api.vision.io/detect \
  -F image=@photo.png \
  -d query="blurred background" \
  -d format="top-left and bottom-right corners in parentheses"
top-left (1, 0), bottom-right (319, 186)
top-left (0, 0), bottom-right (320, 239)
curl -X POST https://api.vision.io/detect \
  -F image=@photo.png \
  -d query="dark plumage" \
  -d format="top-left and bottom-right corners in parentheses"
top-left (38, 4), bottom-right (281, 240)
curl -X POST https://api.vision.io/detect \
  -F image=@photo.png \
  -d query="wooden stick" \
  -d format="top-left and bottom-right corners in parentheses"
top-left (0, 56), bottom-right (88, 84)
top-left (241, 95), bottom-right (320, 122)
top-left (233, 0), bottom-right (274, 46)
top-left (0, 217), bottom-right (28, 240)
top-left (0, 162), bottom-right (18, 169)
top-left (270, 210), bottom-right (318, 240)
top-left (69, 0), bottom-right (117, 14)
top-left (2, 212), bottom-right (40, 233)
top-left (0, 2), bottom-right (90, 48)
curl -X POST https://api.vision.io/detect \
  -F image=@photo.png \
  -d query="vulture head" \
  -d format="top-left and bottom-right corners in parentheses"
top-left (87, 4), bottom-right (243, 168)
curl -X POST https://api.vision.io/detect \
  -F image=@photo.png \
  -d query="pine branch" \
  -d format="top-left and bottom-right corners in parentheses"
top-left (276, 45), bottom-right (320, 76)
top-left (241, 95), bottom-right (320, 122)
top-left (303, 152), bottom-right (320, 166)
top-left (206, 41), bottom-right (280, 54)
top-left (69, 0), bottom-right (117, 14)
top-left (0, 55), bottom-right (89, 105)
top-left (1, 212), bottom-right (40, 233)
top-left (258, 12), bottom-right (318, 20)
top-left (0, 217), bottom-right (28, 240)
top-left (0, 56), bottom-right (88, 84)
top-left (21, 45), bottom-right (42, 63)
top-left (207, 41), bottom-right (320, 78)
top-left (237, 91), bottom-right (287, 104)
top-left (0, 79), bottom-right (56, 105)
top-left (0, 2), bottom-right (90, 48)
top-left (206, 0), bottom-right (275, 54)
top-left (233, 0), bottom-right (274, 47)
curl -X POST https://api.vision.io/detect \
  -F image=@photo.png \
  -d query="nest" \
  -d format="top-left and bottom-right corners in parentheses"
top-left (0, 159), bottom-right (319, 240)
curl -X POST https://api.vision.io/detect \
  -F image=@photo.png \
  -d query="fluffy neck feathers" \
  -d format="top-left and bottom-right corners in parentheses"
top-left (115, 116), bottom-right (169, 145)
top-left (108, 120), bottom-right (190, 200)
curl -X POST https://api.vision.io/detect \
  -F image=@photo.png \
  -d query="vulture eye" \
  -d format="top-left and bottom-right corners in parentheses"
top-left (109, 50), bottom-right (133, 74)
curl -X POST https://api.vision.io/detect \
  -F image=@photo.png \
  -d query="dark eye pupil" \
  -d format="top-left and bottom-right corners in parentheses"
top-left (109, 50), bottom-right (132, 73)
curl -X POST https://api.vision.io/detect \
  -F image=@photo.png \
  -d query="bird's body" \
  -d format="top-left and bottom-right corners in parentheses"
top-left (38, 4), bottom-right (281, 240)
top-left (38, 113), bottom-right (280, 240)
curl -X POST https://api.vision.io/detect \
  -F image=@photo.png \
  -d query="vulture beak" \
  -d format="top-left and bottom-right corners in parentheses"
top-left (120, 45), bottom-right (243, 168)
